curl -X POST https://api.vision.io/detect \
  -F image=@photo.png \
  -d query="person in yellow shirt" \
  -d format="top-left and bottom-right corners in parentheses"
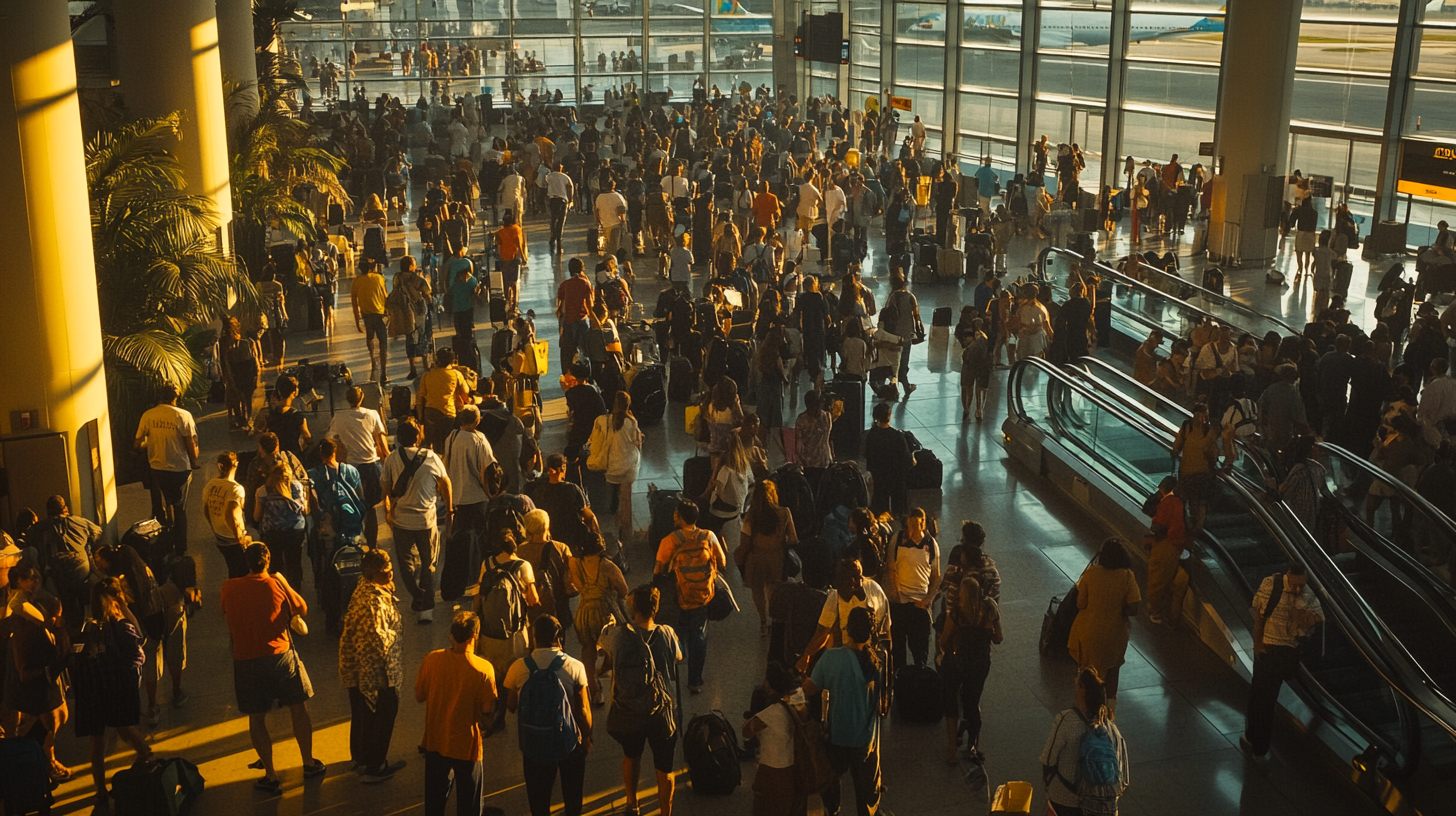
top-left (416, 348), bottom-right (473, 451)
top-left (352, 258), bottom-right (391, 383)
top-left (415, 611), bottom-right (497, 815)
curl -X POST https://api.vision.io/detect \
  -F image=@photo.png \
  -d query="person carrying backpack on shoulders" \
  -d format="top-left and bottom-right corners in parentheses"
top-left (381, 419), bottom-right (453, 624)
top-left (1040, 668), bottom-right (1130, 816)
top-left (476, 528), bottom-right (540, 718)
top-left (504, 615), bottom-right (592, 816)
top-left (653, 499), bottom-right (727, 694)
top-left (801, 606), bottom-right (882, 816)
top-left (600, 584), bottom-right (683, 816)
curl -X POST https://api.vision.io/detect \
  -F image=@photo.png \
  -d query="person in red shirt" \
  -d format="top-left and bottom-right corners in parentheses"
top-left (219, 543), bottom-right (324, 794)
top-left (555, 257), bottom-right (594, 373)
top-left (1144, 476), bottom-right (1188, 627)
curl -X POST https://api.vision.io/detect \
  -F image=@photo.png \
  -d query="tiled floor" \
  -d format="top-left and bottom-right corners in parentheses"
top-left (43, 192), bottom-right (1398, 814)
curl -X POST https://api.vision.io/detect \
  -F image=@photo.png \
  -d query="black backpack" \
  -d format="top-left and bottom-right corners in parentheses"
top-left (684, 711), bottom-right (742, 795)
top-left (606, 624), bottom-right (677, 738)
top-left (484, 494), bottom-right (529, 558)
top-left (766, 464), bottom-right (817, 538)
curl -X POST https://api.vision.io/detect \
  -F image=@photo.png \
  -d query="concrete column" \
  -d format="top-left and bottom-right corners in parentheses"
top-left (1210, 0), bottom-right (1303, 265)
top-left (0, 2), bottom-right (117, 527)
top-left (1014, 0), bottom-right (1041, 174)
top-left (216, 0), bottom-right (260, 123)
top-left (114, 0), bottom-right (234, 251)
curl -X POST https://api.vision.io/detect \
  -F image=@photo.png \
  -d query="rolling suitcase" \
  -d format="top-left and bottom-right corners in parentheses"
top-left (669, 356), bottom-right (697, 402)
top-left (1202, 267), bottom-right (1226, 296)
top-left (827, 377), bottom-right (865, 459)
top-left (0, 736), bottom-right (53, 816)
top-left (110, 756), bottom-right (205, 816)
top-left (1333, 261), bottom-right (1354, 299)
top-left (587, 227), bottom-right (600, 255)
top-left (935, 248), bottom-right (963, 281)
top-left (489, 327), bottom-right (515, 369)
top-left (906, 449), bottom-right (943, 490)
top-left (684, 455), bottom-right (712, 501)
top-left (894, 665), bottom-right (942, 724)
top-left (628, 364), bottom-right (667, 425)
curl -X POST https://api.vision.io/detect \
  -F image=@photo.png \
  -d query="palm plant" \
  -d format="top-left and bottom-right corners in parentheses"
top-left (87, 113), bottom-right (258, 480)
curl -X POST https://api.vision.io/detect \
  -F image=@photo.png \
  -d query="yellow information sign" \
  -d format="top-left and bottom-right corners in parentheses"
top-left (889, 95), bottom-right (912, 111)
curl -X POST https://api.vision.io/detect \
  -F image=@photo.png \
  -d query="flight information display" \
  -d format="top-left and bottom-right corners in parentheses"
top-left (1398, 140), bottom-right (1456, 203)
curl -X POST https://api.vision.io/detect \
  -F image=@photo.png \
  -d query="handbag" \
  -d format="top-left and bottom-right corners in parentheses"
top-left (587, 415), bottom-right (611, 472)
top-left (911, 310), bottom-right (926, 345)
top-left (704, 574), bottom-right (738, 621)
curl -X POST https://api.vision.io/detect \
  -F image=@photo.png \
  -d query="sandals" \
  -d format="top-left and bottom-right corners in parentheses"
top-left (303, 760), bottom-right (328, 780)
top-left (255, 776), bottom-right (284, 796)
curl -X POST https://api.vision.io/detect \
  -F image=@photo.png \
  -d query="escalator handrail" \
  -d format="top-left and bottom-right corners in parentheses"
top-left (1069, 355), bottom-right (1456, 647)
top-left (1007, 357), bottom-right (1456, 746)
top-left (1037, 245), bottom-right (1302, 336)
top-left (1071, 355), bottom-right (1456, 657)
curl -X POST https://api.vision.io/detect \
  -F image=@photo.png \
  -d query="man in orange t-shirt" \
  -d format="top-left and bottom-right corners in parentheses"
top-left (416, 610), bottom-right (498, 815)
top-left (751, 180), bottom-right (781, 232)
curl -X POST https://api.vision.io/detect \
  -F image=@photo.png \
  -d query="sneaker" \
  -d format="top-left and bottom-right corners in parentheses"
top-left (303, 760), bottom-right (327, 780)
top-left (361, 760), bottom-right (406, 783)
top-left (417, 608), bottom-right (434, 624)
top-left (171, 690), bottom-right (190, 708)
top-left (254, 777), bottom-right (284, 796)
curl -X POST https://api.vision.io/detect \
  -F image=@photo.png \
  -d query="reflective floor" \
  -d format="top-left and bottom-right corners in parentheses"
top-left (45, 185), bottom-right (1393, 814)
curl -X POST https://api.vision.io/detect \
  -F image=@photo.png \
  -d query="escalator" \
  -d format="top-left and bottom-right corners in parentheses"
top-left (1005, 358), bottom-right (1456, 779)
top-left (1036, 246), bottom-right (1302, 344)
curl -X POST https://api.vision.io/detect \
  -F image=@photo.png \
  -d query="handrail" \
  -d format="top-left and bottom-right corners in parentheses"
top-left (1036, 245), bottom-right (1303, 337)
top-left (1071, 355), bottom-right (1456, 642)
top-left (1008, 358), bottom-right (1431, 762)
top-left (1024, 357), bottom-right (1456, 744)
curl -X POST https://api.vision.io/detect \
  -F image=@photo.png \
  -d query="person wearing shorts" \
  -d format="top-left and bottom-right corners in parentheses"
top-left (497, 210), bottom-right (528, 313)
top-left (600, 585), bottom-right (683, 816)
top-left (220, 543), bottom-right (325, 795)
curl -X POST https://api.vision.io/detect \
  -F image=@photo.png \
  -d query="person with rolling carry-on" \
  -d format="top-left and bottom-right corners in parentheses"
top-left (885, 507), bottom-right (941, 674)
top-left (504, 615), bottom-right (592, 816)
top-left (801, 606), bottom-right (882, 816)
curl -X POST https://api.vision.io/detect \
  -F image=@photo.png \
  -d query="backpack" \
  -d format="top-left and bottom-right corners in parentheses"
top-left (485, 495), bottom-right (530, 558)
top-left (533, 542), bottom-right (570, 620)
top-left (1226, 397), bottom-right (1258, 439)
top-left (316, 467), bottom-right (365, 539)
top-left (748, 244), bottom-right (775, 284)
top-left (683, 711), bottom-right (742, 794)
top-left (782, 702), bottom-right (834, 797)
top-left (475, 559), bottom-right (527, 640)
top-left (1076, 716), bottom-right (1122, 816)
top-left (606, 624), bottom-right (677, 738)
top-left (668, 530), bottom-right (717, 609)
top-left (602, 277), bottom-right (628, 311)
top-left (517, 654), bottom-right (581, 765)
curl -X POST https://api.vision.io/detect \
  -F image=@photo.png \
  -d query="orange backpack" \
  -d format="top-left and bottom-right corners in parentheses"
top-left (670, 530), bottom-right (716, 610)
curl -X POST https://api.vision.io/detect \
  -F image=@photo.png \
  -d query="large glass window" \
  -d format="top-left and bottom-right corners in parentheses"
top-left (958, 92), bottom-right (1018, 140)
top-left (960, 47), bottom-right (1020, 93)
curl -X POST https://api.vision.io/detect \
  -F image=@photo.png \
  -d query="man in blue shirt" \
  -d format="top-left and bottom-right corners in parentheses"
top-left (445, 245), bottom-right (479, 339)
top-left (804, 606), bottom-right (880, 816)
top-left (974, 157), bottom-right (999, 216)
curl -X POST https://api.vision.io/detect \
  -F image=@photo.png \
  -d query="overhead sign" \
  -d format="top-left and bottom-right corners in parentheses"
top-left (1198, 141), bottom-right (1214, 157)
top-left (889, 95), bottom-right (912, 111)
top-left (1398, 139), bottom-right (1456, 203)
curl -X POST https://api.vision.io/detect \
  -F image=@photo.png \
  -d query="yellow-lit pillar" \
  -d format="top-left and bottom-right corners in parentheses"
top-left (114, 0), bottom-right (234, 251)
top-left (0, 2), bottom-right (117, 528)
top-left (216, 0), bottom-right (260, 124)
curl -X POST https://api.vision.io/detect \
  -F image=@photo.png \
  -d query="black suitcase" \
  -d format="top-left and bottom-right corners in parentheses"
top-left (629, 364), bottom-right (667, 425)
top-left (1070, 231), bottom-right (1096, 261)
top-left (1333, 261), bottom-right (1354, 299)
top-left (684, 455), bottom-right (712, 500)
top-left (438, 523), bottom-right (476, 601)
top-left (827, 378), bottom-right (865, 459)
top-left (811, 222), bottom-right (829, 249)
top-left (894, 665), bottom-right (943, 724)
top-left (489, 295), bottom-right (508, 325)
top-left (648, 486), bottom-right (682, 553)
top-left (587, 227), bottom-right (600, 255)
top-left (323, 543), bottom-right (364, 634)
top-left (490, 327), bottom-right (515, 368)
top-left (1202, 267), bottom-right (1226, 295)
top-left (1039, 587), bottom-right (1080, 658)
top-left (0, 736), bottom-right (53, 816)
top-left (931, 306), bottom-right (953, 327)
top-left (121, 519), bottom-right (168, 578)
top-left (906, 449), bottom-right (943, 490)
top-left (669, 356), bottom-right (697, 402)
top-left (915, 236), bottom-right (939, 268)
top-left (328, 202), bottom-right (345, 226)
top-left (726, 340), bottom-right (752, 392)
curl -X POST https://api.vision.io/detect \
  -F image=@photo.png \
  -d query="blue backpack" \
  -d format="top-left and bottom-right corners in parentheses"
top-left (1076, 718), bottom-right (1122, 816)
top-left (518, 655), bottom-right (580, 765)
top-left (315, 466), bottom-right (365, 540)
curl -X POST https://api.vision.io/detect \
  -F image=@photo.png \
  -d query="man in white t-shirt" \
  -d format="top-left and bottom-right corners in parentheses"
top-left (795, 557), bottom-right (891, 674)
top-left (869, 318), bottom-right (905, 401)
top-left (443, 406), bottom-right (496, 577)
top-left (328, 386), bottom-right (391, 546)
top-left (134, 383), bottom-right (199, 554)
top-left (796, 177), bottom-right (822, 252)
top-left (887, 508), bottom-right (941, 671)
top-left (545, 163), bottom-right (575, 253)
top-left (594, 178), bottom-right (630, 251)
top-left (504, 615), bottom-right (592, 816)
top-left (202, 451), bottom-right (250, 579)
top-left (669, 232), bottom-right (694, 290)
top-left (380, 419), bottom-right (453, 623)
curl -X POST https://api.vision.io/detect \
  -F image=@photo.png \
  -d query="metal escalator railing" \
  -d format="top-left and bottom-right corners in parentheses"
top-left (1049, 356), bottom-right (1456, 752)
top-left (1070, 355), bottom-right (1456, 648)
top-left (1036, 245), bottom-right (1302, 340)
top-left (1008, 357), bottom-right (1422, 768)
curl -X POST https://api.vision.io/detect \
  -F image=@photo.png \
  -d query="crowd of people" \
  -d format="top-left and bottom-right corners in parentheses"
top-left (8, 70), bottom-right (1454, 816)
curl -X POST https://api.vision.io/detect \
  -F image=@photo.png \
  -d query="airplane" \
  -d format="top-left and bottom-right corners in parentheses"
top-left (900, 7), bottom-right (1224, 49)
top-left (667, 0), bottom-right (771, 34)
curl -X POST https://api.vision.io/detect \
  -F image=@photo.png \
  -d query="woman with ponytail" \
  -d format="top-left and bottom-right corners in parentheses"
top-left (1040, 668), bottom-right (1130, 815)
top-left (938, 576), bottom-right (1002, 765)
